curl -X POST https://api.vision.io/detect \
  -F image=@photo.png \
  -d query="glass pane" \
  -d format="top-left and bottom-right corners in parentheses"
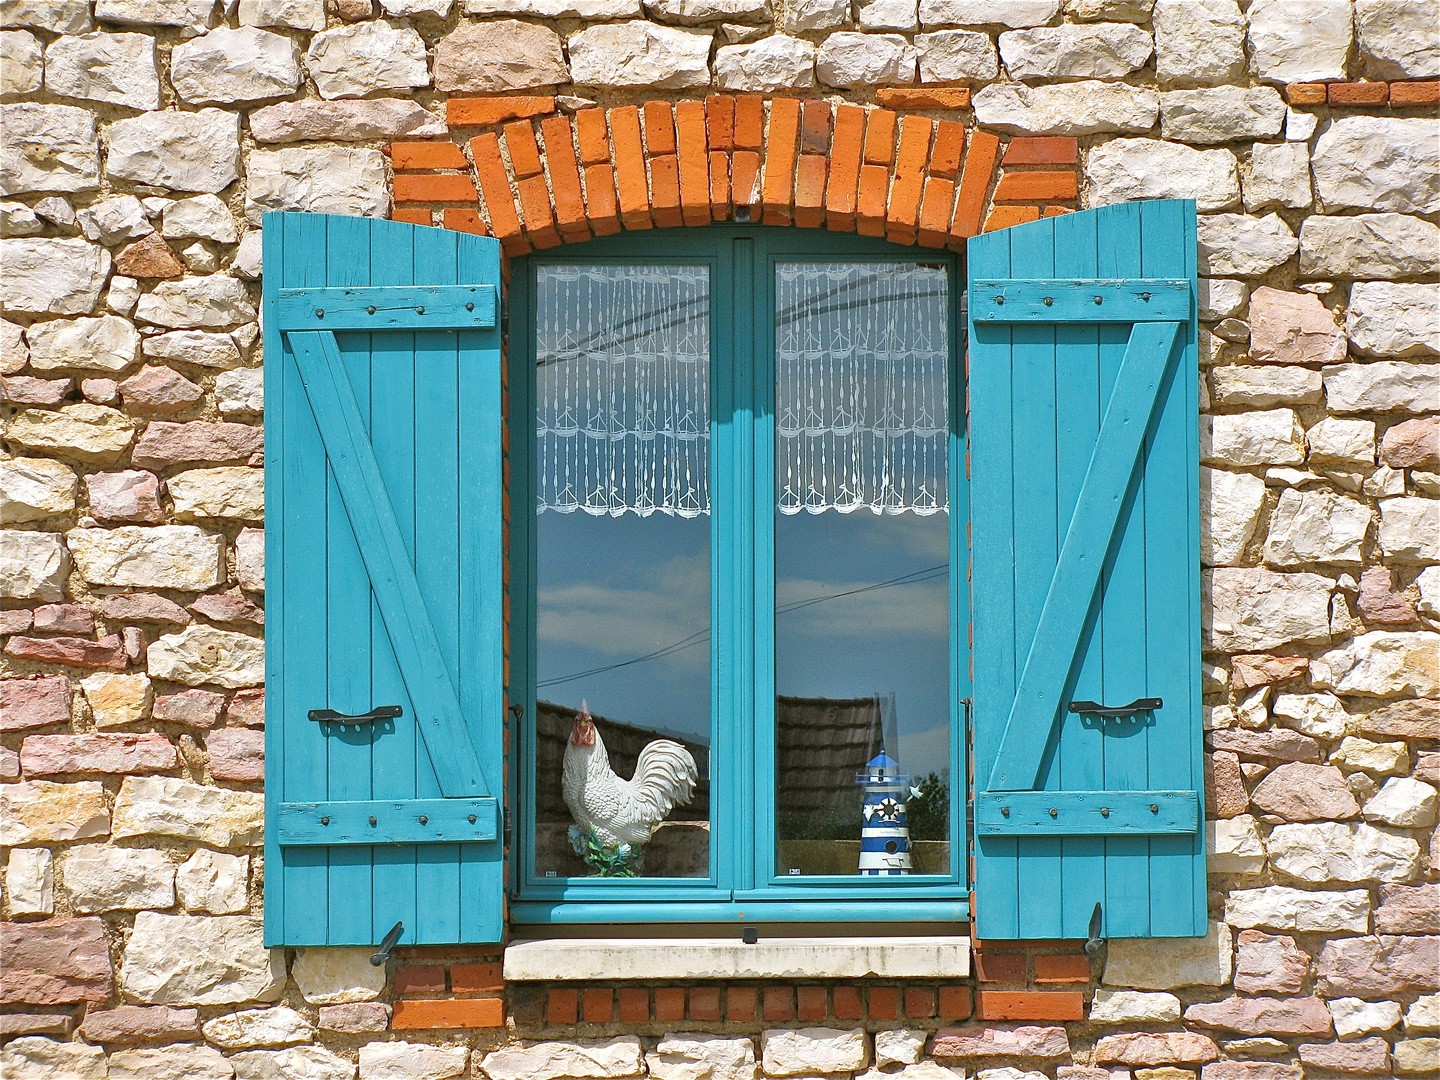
top-left (534, 265), bottom-right (711, 879)
top-left (774, 262), bottom-right (951, 878)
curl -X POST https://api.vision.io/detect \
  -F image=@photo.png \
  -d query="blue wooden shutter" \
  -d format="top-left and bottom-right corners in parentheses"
top-left (262, 214), bottom-right (505, 947)
top-left (968, 200), bottom-right (1205, 940)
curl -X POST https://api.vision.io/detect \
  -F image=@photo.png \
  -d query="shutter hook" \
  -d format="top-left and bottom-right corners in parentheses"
top-left (371, 921), bottom-right (404, 967)
top-left (1084, 902), bottom-right (1105, 956)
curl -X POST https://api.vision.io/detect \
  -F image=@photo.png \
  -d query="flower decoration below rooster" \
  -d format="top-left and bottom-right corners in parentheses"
top-left (562, 702), bottom-right (699, 877)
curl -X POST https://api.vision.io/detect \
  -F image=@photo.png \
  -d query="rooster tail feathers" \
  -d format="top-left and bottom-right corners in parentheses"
top-left (631, 739), bottom-right (699, 821)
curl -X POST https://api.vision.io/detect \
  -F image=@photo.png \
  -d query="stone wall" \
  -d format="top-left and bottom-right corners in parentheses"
top-left (1, 0), bottom-right (1438, 1078)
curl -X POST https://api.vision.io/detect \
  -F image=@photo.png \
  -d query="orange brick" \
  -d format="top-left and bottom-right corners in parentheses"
top-left (582, 987), bottom-right (612, 1023)
top-left (796, 985), bottom-right (827, 1022)
top-left (391, 207), bottom-right (432, 226)
top-left (1285, 82), bottom-right (1327, 104)
top-left (762, 986), bottom-right (793, 1022)
top-left (734, 95), bottom-right (764, 149)
top-left (584, 163), bottom-right (621, 236)
top-left (574, 108), bottom-right (610, 165)
top-left (689, 986), bottom-right (721, 1021)
top-left (938, 985), bottom-right (973, 1020)
top-left (731, 149), bottom-right (761, 208)
top-left (609, 106), bottom-right (652, 229)
top-left (1033, 953), bottom-right (1091, 984)
top-left (1002, 136), bottom-right (1078, 165)
top-left (654, 987), bottom-right (686, 1022)
top-left (706, 94), bottom-right (735, 151)
top-left (709, 150), bottom-right (730, 218)
top-left (1329, 80), bottom-right (1389, 104)
top-left (877, 87), bottom-right (971, 110)
top-left (825, 103), bottom-right (865, 231)
top-left (801, 99), bottom-right (832, 153)
top-left (502, 120), bottom-right (543, 178)
top-left (993, 170), bottom-right (1078, 201)
top-left (930, 119), bottom-right (965, 178)
top-left (951, 127), bottom-right (1000, 240)
top-left (904, 987), bottom-right (936, 1018)
top-left (1043, 205), bottom-right (1073, 216)
top-left (448, 95), bottom-right (555, 127)
top-left (392, 998), bottom-right (503, 1029)
top-left (643, 100), bottom-right (676, 154)
top-left (864, 108), bottom-right (897, 165)
top-left (617, 987), bottom-right (649, 1022)
top-left (726, 987), bottom-right (758, 1022)
top-left (675, 100), bottom-right (711, 226)
top-left (547, 988), bottom-right (578, 1024)
top-left (983, 204), bottom-right (1042, 231)
top-left (868, 986), bottom-right (900, 1020)
top-left (918, 175), bottom-right (955, 248)
top-left (1391, 80), bottom-right (1440, 104)
top-left (793, 154), bottom-right (827, 228)
top-left (977, 990), bottom-right (1085, 1022)
top-left (856, 162), bottom-right (889, 237)
top-left (649, 154), bottom-right (683, 228)
top-left (975, 952), bottom-right (1026, 983)
top-left (885, 114), bottom-right (932, 243)
top-left (450, 961), bottom-right (503, 993)
top-left (762, 97), bottom-right (801, 225)
top-left (517, 173), bottom-right (561, 248)
top-left (394, 174), bottom-right (478, 202)
top-left (833, 985), bottom-right (863, 1021)
top-left (540, 115), bottom-right (589, 239)
top-left (390, 141), bottom-right (468, 170)
top-left (442, 208), bottom-right (486, 235)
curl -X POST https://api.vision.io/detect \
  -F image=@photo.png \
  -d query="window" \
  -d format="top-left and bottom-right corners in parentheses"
top-left (508, 229), bottom-right (969, 919)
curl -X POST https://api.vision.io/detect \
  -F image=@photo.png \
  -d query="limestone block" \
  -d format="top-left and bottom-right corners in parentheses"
top-left (1272, 692), bottom-right (1351, 739)
top-left (918, 0), bottom-right (1059, 26)
top-left (0, 317), bottom-right (27, 372)
top-left (999, 22), bottom-right (1152, 80)
top-left (1330, 997), bottom-right (1402, 1038)
top-left (233, 233), bottom-right (263, 279)
top-left (1383, 417), bottom-right (1440, 470)
top-left (1204, 409), bottom-right (1305, 467)
top-left (1197, 213), bottom-right (1298, 276)
top-left (0, 780), bottom-right (109, 845)
top-left (1207, 815), bottom-right (1266, 875)
top-left (0, 529), bottom-right (66, 601)
top-left (433, 20), bottom-right (568, 93)
top-left (874, 1030), bottom-right (925, 1068)
top-left (0, 1038), bottom-right (106, 1080)
top-left (305, 22), bottom-right (429, 100)
top-left (250, 99), bottom-right (446, 145)
top-left (1103, 920), bottom-right (1232, 988)
top-left (108, 1044), bottom-right (233, 1080)
top-left (1242, 142), bottom-right (1312, 211)
top-left (63, 845), bottom-right (175, 912)
top-left (216, 369), bottom-right (263, 416)
top-left (0, 30), bottom-right (41, 94)
top-left (44, 31), bottom-right (159, 110)
top-left (1234, 930), bottom-right (1309, 994)
top-left (1225, 885), bottom-right (1369, 932)
top-left (1365, 776), bottom-right (1439, 827)
top-left (468, 0), bottom-right (637, 13)
top-left (1347, 282), bottom-right (1439, 358)
top-left (162, 195), bottom-right (237, 244)
top-left (1087, 138), bottom-right (1241, 212)
top-left (120, 913), bottom-right (283, 1006)
top-left (1152, 0), bottom-right (1245, 86)
top-left (1356, 0), bottom-right (1440, 78)
top-left (1065, 0), bottom-right (1152, 19)
top-left (972, 80), bottom-right (1158, 135)
top-left (0, 458), bottom-right (78, 523)
top-left (1323, 362), bottom-right (1438, 414)
top-left (762, 1029), bottom-right (867, 1075)
top-left (1203, 568), bottom-right (1332, 652)
top-left (1159, 87), bottom-right (1285, 144)
top-left (386, 0), bottom-right (455, 10)
top-left (858, 0), bottom-right (919, 31)
top-left (134, 277), bottom-right (255, 330)
top-left (1311, 631), bottom-right (1440, 697)
top-left (1247, 287), bottom-right (1343, 364)
top-left (67, 525), bottom-right (223, 590)
top-left (107, 109), bottom-right (240, 194)
top-left (168, 26), bottom-right (300, 105)
top-left (1200, 279), bottom-right (1248, 320)
top-left (818, 32), bottom-right (917, 87)
top-left (1394, 1038), bottom-right (1440, 1075)
top-left (81, 673), bottom-right (153, 728)
top-left (231, 1046), bottom-right (356, 1080)
top-left (1267, 821), bottom-right (1421, 884)
top-left (167, 467), bottom-right (264, 522)
top-left (142, 329), bottom-right (242, 369)
top-left (1185, 995), bottom-right (1333, 1038)
top-left (914, 29), bottom-right (999, 81)
top-left (319, 1003), bottom-right (391, 1034)
top-left (1263, 489), bottom-right (1369, 567)
top-left (292, 948), bottom-right (387, 1004)
top-left (1313, 117), bottom-right (1440, 214)
top-left (1407, 993), bottom-right (1440, 1034)
top-left (6, 847), bottom-right (54, 915)
top-left (94, 0), bottom-right (217, 28)
top-left (1089, 989), bottom-right (1182, 1024)
top-left (1198, 470), bottom-right (1263, 570)
top-left (0, 236), bottom-right (109, 315)
top-left (176, 850), bottom-right (249, 914)
top-left (26, 315), bottom-right (140, 374)
top-left (203, 1006), bottom-right (313, 1049)
top-left (0, 104), bottom-right (98, 196)
top-left (85, 469), bottom-right (164, 523)
top-left (245, 146), bottom-right (389, 224)
top-left (1418, 566), bottom-right (1440, 620)
top-left (569, 22), bottom-right (712, 89)
top-left (360, 1041), bottom-right (469, 1079)
top-left (0, 0), bottom-right (92, 32)
top-left (1332, 734), bottom-right (1411, 775)
top-left (1381, 497), bottom-right (1439, 563)
top-left (1247, 0), bottom-right (1353, 83)
top-left (112, 775), bottom-right (264, 846)
top-left (781, 0), bottom-right (848, 32)
top-left (714, 35), bottom-right (817, 90)
top-left (1211, 366), bottom-right (1321, 407)
top-left (239, 0), bottom-right (327, 29)
top-left (147, 625), bottom-right (264, 689)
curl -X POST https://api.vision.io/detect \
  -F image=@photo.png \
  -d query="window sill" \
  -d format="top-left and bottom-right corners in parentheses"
top-left (502, 935), bottom-right (972, 981)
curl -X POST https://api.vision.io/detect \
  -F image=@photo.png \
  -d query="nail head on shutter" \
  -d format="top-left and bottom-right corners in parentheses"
top-left (468, 814), bottom-right (477, 824)
top-left (369, 816), bottom-right (378, 826)
top-left (415, 306), bottom-right (425, 315)
top-left (418, 815), bottom-right (428, 825)
top-left (1049, 807), bottom-right (1058, 818)
top-left (321, 816), bottom-right (330, 826)
top-left (315, 308), bottom-right (324, 318)
top-left (1001, 806), bottom-right (1010, 817)
top-left (1150, 804), bottom-right (1159, 813)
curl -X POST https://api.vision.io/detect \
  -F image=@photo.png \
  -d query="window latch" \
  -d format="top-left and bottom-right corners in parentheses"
top-left (370, 921), bottom-right (404, 967)
top-left (1067, 697), bottom-right (1161, 719)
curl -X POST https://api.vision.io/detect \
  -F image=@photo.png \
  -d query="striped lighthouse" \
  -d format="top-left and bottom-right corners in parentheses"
top-left (856, 751), bottom-right (912, 876)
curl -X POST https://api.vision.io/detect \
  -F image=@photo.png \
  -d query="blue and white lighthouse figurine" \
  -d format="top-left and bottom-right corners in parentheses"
top-left (856, 750), bottom-right (912, 875)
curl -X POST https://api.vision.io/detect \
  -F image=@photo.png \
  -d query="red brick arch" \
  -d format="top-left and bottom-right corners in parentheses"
top-left (387, 94), bottom-right (1080, 256)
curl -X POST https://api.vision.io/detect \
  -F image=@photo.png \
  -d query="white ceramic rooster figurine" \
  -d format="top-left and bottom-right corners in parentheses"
top-left (561, 702), bottom-right (698, 876)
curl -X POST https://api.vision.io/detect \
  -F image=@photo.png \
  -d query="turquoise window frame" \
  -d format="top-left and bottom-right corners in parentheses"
top-left (508, 227), bottom-right (971, 925)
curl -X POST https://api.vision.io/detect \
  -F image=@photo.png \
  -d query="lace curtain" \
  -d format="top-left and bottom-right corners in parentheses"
top-left (776, 263), bottom-right (949, 516)
top-left (535, 264), bottom-right (710, 517)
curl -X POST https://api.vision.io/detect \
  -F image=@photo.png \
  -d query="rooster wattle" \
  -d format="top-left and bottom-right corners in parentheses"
top-left (561, 702), bottom-right (699, 873)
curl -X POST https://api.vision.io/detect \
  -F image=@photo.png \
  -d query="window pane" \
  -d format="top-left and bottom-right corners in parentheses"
top-left (534, 265), bottom-right (711, 880)
top-left (774, 262), bottom-right (951, 878)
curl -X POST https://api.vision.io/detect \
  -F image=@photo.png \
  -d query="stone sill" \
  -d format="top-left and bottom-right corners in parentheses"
top-left (503, 936), bottom-right (972, 982)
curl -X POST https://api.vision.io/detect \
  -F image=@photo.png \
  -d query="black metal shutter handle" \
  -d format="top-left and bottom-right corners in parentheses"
top-left (1067, 697), bottom-right (1162, 718)
top-left (309, 705), bottom-right (404, 724)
